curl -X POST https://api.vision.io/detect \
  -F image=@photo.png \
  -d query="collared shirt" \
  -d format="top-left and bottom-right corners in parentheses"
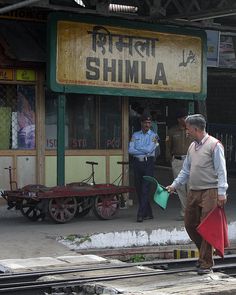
top-left (165, 125), bottom-right (193, 162)
top-left (172, 133), bottom-right (228, 196)
top-left (128, 129), bottom-right (159, 157)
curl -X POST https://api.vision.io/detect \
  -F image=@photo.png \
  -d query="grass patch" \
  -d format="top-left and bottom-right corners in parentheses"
top-left (130, 254), bottom-right (145, 263)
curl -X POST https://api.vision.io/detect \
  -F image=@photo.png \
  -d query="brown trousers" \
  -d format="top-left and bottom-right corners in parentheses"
top-left (184, 189), bottom-right (218, 269)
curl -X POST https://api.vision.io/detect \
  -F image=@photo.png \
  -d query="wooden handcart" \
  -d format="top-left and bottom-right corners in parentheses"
top-left (1, 162), bottom-right (134, 223)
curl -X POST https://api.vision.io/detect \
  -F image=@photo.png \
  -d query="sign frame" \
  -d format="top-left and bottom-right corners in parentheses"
top-left (47, 13), bottom-right (207, 100)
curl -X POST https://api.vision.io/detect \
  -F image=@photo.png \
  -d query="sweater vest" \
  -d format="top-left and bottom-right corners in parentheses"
top-left (188, 136), bottom-right (220, 190)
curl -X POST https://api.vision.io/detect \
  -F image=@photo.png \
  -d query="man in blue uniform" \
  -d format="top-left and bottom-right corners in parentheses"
top-left (129, 114), bottom-right (159, 222)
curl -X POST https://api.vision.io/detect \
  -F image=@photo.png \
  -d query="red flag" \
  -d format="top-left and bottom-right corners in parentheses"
top-left (197, 207), bottom-right (229, 258)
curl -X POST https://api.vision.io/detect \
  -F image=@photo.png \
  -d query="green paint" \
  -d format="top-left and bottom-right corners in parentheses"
top-left (57, 94), bottom-right (65, 185)
top-left (188, 101), bottom-right (195, 114)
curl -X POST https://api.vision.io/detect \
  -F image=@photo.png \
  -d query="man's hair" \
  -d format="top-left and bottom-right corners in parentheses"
top-left (185, 114), bottom-right (206, 131)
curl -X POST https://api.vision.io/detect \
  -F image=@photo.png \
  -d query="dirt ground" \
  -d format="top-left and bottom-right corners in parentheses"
top-left (1, 166), bottom-right (235, 260)
top-left (0, 195), bottom-right (184, 259)
top-left (0, 202), bottom-right (74, 259)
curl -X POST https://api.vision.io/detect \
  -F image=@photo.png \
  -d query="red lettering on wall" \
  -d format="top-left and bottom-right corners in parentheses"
top-left (71, 139), bottom-right (87, 148)
top-left (106, 138), bottom-right (120, 148)
top-left (46, 139), bottom-right (57, 148)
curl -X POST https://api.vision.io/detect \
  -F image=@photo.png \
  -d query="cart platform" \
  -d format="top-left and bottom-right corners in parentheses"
top-left (1, 183), bottom-right (135, 223)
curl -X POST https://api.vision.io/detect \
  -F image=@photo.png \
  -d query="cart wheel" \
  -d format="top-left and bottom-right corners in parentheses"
top-left (48, 197), bottom-right (77, 223)
top-left (93, 194), bottom-right (119, 220)
top-left (20, 199), bottom-right (46, 221)
top-left (76, 197), bottom-right (93, 218)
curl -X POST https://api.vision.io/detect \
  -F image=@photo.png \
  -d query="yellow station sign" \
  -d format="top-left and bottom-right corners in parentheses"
top-left (56, 21), bottom-right (203, 93)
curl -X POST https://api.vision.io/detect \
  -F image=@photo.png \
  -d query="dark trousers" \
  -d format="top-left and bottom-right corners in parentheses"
top-left (184, 189), bottom-right (218, 269)
top-left (133, 158), bottom-right (154, 218)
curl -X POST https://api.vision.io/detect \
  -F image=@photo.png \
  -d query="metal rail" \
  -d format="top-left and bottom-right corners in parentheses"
top-left (0, 267), bottom-right (197, 294)
top-left (1, 255), bottom-right (236, 294)
top-left (1, 254), bottom-right (236, 283)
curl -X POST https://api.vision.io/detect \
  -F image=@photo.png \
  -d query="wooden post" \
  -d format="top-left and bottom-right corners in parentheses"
top-left (36, 70), bottom-right (45, 184)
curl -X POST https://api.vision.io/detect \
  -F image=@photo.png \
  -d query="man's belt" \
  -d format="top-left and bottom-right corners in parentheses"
top-left (134, 156), bottom-right (154, 162)
top-left (174, 155), bottom-right (186, 160)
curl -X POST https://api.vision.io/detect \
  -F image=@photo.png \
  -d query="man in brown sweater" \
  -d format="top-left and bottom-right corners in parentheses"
top-left (167, 114), bottom-right (228, 275)
top-left (166, 109), bottom-right (193, 219)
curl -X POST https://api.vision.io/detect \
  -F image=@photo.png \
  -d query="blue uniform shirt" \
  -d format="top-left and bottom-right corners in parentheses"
top-left (128, 129), bottom-right (159, 157)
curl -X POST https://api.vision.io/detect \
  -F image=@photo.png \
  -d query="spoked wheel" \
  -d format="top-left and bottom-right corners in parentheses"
top-left (20, 199), bottom-right (46, 221)
top-left (76, 197), bottom-right (93, 218)
top-left (93, 194), bottom-right (119, 220)
top-left (48, 197), bottom-right (77, 223)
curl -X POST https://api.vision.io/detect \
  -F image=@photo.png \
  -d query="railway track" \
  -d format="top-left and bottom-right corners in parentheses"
top-left (1, 254), bottom-right (236, 294)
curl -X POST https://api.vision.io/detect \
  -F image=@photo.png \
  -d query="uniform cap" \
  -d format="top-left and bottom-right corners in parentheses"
top-left (140, 114), bottom-right (152, 122)
top-left (176, 109), bottom-right (188, 119)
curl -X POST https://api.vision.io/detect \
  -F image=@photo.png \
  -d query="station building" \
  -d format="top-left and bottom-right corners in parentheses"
top-left (0, 1), bottom-right (235, 192)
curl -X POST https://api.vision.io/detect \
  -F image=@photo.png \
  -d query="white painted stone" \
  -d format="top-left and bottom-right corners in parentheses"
top-left (229, 221), bottom-right (236, 240)
top-left (58, 228), bottom-right (190, 250)
top-left (58, 220), bottom-right (236, 251)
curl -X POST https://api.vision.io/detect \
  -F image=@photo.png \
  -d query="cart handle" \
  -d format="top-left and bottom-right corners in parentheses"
top-left (4, 166), bottom-right (17, 190)
top-left (86, 161), bottom-right (98, 165)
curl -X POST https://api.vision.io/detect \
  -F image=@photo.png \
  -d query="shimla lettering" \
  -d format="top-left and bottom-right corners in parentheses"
top-left (86, 57), bottom-right (167, 85)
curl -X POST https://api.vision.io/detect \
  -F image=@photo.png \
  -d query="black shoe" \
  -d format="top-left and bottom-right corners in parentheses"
top-left (137, 216), bottom-right (143, 222)
top-left (197, 268), bottom-right (213, 275)
top-left (143, 215), bottom-right (154, 220)
top-left (195, 260), bottom-right (201, 268)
